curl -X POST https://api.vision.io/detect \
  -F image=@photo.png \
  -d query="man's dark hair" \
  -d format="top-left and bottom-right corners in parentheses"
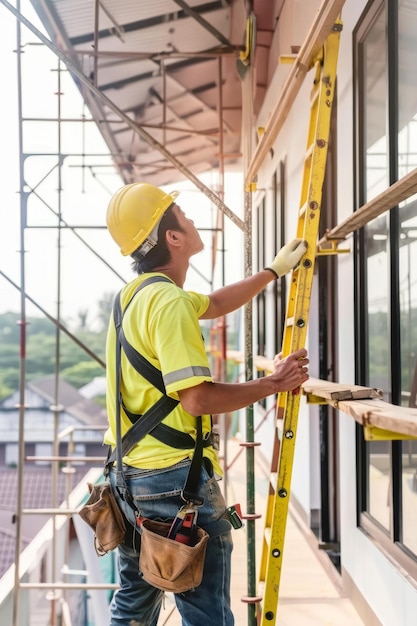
top-left (131, 204), bottom-right (184, 274)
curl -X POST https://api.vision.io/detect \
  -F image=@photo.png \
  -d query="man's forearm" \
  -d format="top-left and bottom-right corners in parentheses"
top-left (178, 349), bottom-right (309, 416)
top-left (202, 270), bottom-right (275, 319)
top-left (178, 379), bottom-right (278, 416)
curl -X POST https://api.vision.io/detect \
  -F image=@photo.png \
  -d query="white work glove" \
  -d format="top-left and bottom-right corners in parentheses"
top-left (266, 239), bottom-right (308, 278)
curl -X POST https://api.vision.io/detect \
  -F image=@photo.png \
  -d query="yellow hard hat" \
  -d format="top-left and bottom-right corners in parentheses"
top-left (106, 183), bottom-right (179, 256)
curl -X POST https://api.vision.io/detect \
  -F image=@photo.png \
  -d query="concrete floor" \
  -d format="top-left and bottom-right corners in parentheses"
top-left (157, 440), bottom-right (364, 626)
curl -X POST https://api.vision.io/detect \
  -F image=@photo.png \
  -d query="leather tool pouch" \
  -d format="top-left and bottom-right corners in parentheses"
top-left (139, 518), bottom-right (209, 593)
top-left (78, 481), bottom-right (126, 556)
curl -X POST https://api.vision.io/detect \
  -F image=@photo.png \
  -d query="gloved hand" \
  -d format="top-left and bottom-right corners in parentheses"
top-left (266, 239), bottom-right (308, 277)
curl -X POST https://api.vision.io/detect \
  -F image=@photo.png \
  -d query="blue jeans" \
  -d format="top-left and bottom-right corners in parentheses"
top-left (109, 458), bottom-right (234, 626)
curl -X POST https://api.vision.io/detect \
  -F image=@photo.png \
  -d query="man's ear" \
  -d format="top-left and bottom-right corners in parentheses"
top-left (165, 229), bottom-right (182, 247)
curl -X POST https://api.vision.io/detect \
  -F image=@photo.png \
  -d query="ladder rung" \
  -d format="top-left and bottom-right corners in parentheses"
top-left (310, 86), bottom-right (320, 107)
top-left (299, 201), bottom-right (308, 217)
top-left (305, 142), bottom-right (314, 162)
top-left (264, 526), bottom-right (271, 545)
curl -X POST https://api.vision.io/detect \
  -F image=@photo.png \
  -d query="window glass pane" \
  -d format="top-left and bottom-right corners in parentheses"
top-left (398, 0), bottom-right (417, 179)
top-left (366, 215), bottom-right (391, 530)
top-left (366, 215), bottom-right (390, 399)
top-left (398, 0), bottom-right (417, 554)
top-left (5, 444), bottom-right (18, 467)
top-left (368, 441), bottom-right (391, 530)
top-left (399, 211), bottom-right (417, 406)
top-left (363, 8), bottom-right (388, 202)
top-left (400, 216), bottom-right (417, 551)
top-left (402, 443), bottom-right (417, 555)
top-left (363, 5), bottom-right (391, 530)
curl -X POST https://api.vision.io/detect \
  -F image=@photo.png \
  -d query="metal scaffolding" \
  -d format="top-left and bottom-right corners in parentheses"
top-left (5, 2), bottom-right (410, 626)
top-left (1, 2), bottom-right (246, 624)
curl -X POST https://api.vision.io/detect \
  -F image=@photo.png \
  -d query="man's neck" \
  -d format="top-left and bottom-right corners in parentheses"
top-left (152, 261), bottom-right (188, 288)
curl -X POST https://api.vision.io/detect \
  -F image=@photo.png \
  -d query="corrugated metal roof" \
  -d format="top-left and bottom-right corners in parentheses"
top-left (30, 0), bottom-right (249, 186)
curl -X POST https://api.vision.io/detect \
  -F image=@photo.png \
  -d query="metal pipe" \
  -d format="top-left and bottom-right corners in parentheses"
top-left (93, 0), bottom-right (99, 88)
top-left (60, 46), bottom-right (241, 60)
top-left (49, 56), bottom-right (64, 626)
top-left (25, 457), bottom-right (106, 463)
top-left (20, 583), bottom-right (119, 590)
top-left (162, 60), bottom-right (167, 148)
top-left (172, 0), bottom-right (231, 46)
top-left (217, 55), bottom-right (228, 496)
top-left (244, 191), bottom-right (257, 626)
top-left (55, 425), bottom-right (107, 438)
top-left (12, 3), bottom-right (26, 623)
top-left (21, 509), bottom-right (83, 515)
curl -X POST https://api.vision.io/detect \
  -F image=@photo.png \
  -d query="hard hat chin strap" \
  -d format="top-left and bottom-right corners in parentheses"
top-left (136, 222), bottom-right (160, 258)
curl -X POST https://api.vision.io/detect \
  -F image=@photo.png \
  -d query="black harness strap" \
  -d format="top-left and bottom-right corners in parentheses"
top-left (119, 328), bottom-right (165, 393)
top-left (119, 320), bottom-right (209, 450)
top-left (122, 396), bottom-right (214, 450)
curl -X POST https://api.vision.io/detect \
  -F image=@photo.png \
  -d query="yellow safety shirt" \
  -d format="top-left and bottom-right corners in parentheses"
top-left (103, 272), bottom-right (221, 474)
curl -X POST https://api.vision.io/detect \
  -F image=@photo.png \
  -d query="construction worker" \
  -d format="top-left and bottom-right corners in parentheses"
top-left (104, 182), bottom-right (309, 626)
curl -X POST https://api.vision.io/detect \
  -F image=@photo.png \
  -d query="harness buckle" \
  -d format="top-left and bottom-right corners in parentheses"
top-left (204, 430), bottom-right (220, 451)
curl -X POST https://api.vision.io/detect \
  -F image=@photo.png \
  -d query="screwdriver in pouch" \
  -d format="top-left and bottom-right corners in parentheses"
top-left (174, 509), bottom-right (197, 545)
top-left (167, 506), bottom-right (188, 540)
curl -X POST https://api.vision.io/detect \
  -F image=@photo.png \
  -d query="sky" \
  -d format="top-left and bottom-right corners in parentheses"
top-left (0, 1), bottom-right (244, 332)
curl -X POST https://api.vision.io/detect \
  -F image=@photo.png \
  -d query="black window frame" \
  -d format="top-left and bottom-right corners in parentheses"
top-left (353, 0), bottom-right (417, 579)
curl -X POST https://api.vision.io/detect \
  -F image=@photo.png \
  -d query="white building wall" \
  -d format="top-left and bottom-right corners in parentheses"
top-left (251, 1), bottom-right (417, 624)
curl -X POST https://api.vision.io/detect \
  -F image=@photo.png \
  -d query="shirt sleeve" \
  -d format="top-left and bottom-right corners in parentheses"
top-left (150, 291), bottom-right (213, 397)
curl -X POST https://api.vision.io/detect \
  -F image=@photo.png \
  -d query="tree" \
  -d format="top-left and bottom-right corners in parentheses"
top-left (61, 361), bottom-right (105, 389)
top-left (77, 308), bottom-right (90, 331)
top-left (0, 307), bottom-right (107, 401)
top-left (96, 291), bottom-right (116, 331)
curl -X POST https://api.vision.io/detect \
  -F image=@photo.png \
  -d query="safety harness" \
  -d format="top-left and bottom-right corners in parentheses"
top-left (105, 275), bottom-right (217, 509)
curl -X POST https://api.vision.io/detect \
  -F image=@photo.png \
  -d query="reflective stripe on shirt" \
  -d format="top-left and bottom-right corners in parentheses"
top-left (164, 365), bottom-right (212, 387)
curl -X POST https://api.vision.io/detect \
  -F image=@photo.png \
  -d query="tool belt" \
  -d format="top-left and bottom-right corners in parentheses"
top-left (138, 516), bottom-right (209, 593)
top-left (78, 480), bottom-right (126, 556)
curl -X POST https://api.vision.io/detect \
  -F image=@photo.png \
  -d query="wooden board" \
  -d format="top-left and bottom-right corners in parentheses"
top-left (337, 398), bottom-right (417, 437)
top-left (222, 352), bottom-right (417, 436)
top-left (302, 377), bottom-right (382, 400)
top-left (319, 167), bottom-right (417, 244)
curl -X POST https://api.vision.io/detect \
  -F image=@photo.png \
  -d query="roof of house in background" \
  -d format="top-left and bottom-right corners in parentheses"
top-left (0, 466), bottom-right (95, 579)
top-left (79, 376), bottom-right (107, 400)
top-left (0, 376), bottom-right (107, 578)
top-left (27, 376), bottom-right (107, 426)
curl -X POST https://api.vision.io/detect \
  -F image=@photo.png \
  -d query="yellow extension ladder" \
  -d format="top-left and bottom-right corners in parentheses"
top-left (258, 19), bottom-right (342, 626)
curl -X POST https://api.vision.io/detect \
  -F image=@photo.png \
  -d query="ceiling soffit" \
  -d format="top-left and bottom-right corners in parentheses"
top-left (29, 0), bottom-right (263, 187)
